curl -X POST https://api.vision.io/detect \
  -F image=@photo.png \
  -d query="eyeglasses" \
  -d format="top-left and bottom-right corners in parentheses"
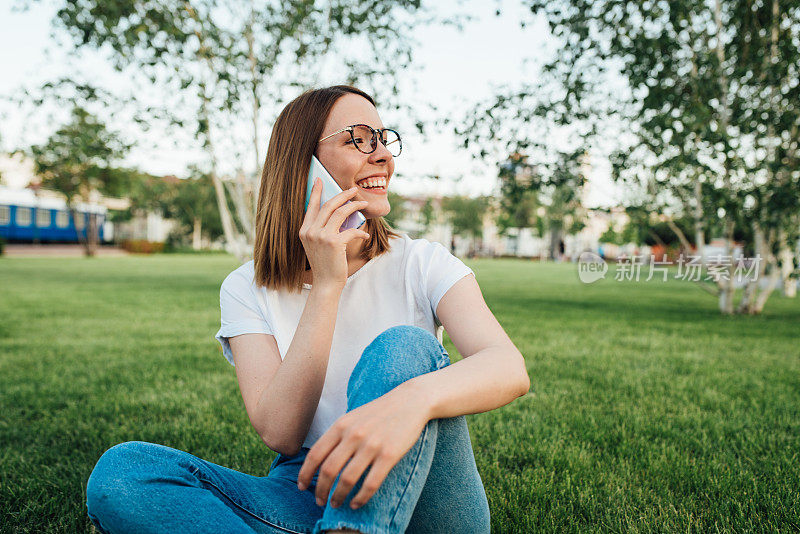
top-left (319, 124), bottom-right (402, 157)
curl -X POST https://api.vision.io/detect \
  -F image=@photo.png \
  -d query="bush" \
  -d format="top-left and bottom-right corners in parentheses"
top-left (0, 236), bottom-right (5, 256)
top-left (120, 239), bottom-right (165, 254)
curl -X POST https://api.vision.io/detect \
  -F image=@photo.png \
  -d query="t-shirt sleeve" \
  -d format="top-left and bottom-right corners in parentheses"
top-left (420, 240), bottom-right (475, 327)
top-left (214, 269), bottom-right (274, 367)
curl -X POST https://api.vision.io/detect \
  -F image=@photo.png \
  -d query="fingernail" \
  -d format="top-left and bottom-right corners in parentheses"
top-left (316, 497), bottom-right (323, 506)
top-left (297, 482), bottom-right (305, 491)
top-left (350, 502), bottom-right (360, 509)
top-left (331, 501), bottom-right (339, 508)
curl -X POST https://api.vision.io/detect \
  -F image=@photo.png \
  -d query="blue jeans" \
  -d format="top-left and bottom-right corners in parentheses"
top-left (86, 325), bottom-right (491, 533)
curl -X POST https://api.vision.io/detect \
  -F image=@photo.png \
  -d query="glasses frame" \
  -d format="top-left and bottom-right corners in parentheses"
top-left (318, 124), bottom-right (402, 157)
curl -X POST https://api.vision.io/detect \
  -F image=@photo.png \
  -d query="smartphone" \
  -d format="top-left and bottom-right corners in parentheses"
top-left (305, 154), bottom-right (366, 232)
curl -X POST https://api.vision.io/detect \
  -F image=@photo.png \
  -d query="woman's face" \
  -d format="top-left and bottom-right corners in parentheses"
top-left (315, 94), bottom-right (395, 219)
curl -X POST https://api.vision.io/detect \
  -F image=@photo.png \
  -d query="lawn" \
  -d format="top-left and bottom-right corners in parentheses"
top-left (1, 253), bottom-right (798, 533)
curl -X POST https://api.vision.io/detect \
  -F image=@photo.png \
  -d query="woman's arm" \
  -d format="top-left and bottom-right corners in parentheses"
top-left (231, 181), bottom-right (368, 457)
top-left (296, 273), bottom-right (530, 509)
top-left (230, 283), bottom-right (343, 456)
top-left (393, 272), bottom-right (530, 420)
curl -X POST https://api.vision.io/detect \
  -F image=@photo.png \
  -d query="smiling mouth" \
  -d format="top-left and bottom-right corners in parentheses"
top-left (356, 177), bottom-right (388, 192)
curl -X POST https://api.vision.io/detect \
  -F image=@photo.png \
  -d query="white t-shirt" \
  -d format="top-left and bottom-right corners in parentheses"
top-left (214, 232), bottom-right (474, 450)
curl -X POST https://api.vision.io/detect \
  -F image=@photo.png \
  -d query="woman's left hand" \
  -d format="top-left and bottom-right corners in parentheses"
top-left (296, 387), bottom-right (430, 510)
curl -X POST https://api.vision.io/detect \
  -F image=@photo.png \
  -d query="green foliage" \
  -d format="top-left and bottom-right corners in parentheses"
top-left (599, 226), bottom-right (622, 246)
top-left (162, 169), bottom-right (223, 244)
top-left (44, 0), bottom-right (468, 255)
top-left (525, 0), bottom-right (799, 260)
top-left (48, 0), bottom-right (466, 167)
top-left (27, 106), bottom-right (130, 204)
top-left (418, 197), bottom-right (436, 235)
top-left (123, 167), bottom-right (223, 247)
top-left (493, 151), bottom-right (587, 247)
top-left (442, 195), bottom-right (491, 239)
top-left (619, 220), bottom-right (642, 246)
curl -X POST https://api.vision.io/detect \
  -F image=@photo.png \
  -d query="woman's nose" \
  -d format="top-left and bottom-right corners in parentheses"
top-left (370, 142), bottom-right (392, 163)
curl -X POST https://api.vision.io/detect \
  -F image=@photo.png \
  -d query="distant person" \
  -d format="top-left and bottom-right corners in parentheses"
top-left (86, 85), bottom-right (529, 534)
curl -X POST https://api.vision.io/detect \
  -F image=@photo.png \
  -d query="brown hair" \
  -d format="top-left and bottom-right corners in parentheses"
top-left (253, 85), bottom-right (401, 293)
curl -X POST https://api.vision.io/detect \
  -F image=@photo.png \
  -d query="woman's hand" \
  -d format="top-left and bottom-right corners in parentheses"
top-left (296, 387), bottom-right (431, 510)
top-left (299, 177), bottom-right (370, 292)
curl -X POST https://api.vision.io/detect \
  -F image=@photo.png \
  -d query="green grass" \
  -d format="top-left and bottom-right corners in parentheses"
top-left (1, 254), bottom-right (798, 533)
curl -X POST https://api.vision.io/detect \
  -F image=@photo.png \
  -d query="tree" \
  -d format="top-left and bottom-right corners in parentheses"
top-left (494, 151), bottom-right (587, 260)
top-left (599, 226), bottom-right (622, 246)
top-left (495, 153), bottom-right (539, 236)
top-left (143, 169), bottom-right (223, 249)
top-left (168, 170), bottom-right (223, 249)
top-left (47, 0), bottom-right (471, 262)
top-left (442, 195), bottom-right (491, 257)
top-left (418, 197), bottom-right (436, 236)
top-left (27, 105), bottom-right (130, 256)
top-left (518, 0), bottom-right (799, 314)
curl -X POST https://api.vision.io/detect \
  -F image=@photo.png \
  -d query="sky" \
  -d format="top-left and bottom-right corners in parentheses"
top-left (0, 0), bottom-right (622, 207)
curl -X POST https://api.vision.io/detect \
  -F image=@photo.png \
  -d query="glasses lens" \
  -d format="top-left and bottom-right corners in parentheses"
top-left (352, 125), bottom-right (376, 154)
top-left (382, 129), bottom-right (402, 157)
top-left (351, 125), bottom-right (402, 157)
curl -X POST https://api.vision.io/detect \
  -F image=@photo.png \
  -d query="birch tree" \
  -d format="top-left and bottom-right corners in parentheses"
top-left (47, 0), bottom-right (468, 261)
top-left (465, 0), bottom-right (798, 314)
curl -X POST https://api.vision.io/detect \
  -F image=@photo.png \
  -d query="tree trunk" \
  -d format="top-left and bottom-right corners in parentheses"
top-left (548, 224), bottom-right (562, 261)
top-left (717, 218), bottom-right (736, 314)
top-left (85, 212), bottom-right (98, 257)
top-left (665, 218), bottom-right (692, 256)
top-left (736, 222), bottom-right (766, 313)
top-left (192, 217), bottom-right (202, 250)
top-left (753, 260), bottom-right (781, 313)
top-left (778, 233), bottom-right (797, 298)
top-left (187, 6), bottom-right (252, 263)
top-left (713, 0), bottom-right (737, 315)
top-left (70, 207), bottom-right (90, 256)
top-left (247, 7), bottom-right (262, 220)
top-left (200, 81), bottom-right (249, 262)
top-left (693, 179), bottom-right (705, 266)
top-left (224, 174), bottom-right (255, 243)
top-left (736, 224), bottom-right (781, 314)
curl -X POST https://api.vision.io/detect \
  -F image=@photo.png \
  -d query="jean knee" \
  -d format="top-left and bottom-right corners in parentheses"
top-left (347, 325), bottom-right (447, 403)
top-left (86, 441), bottom-right (155, 517)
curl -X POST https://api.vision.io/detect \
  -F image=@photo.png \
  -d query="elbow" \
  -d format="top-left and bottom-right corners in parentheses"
top-left (259, 429), bottom-right (302, 457)
top-left (515, 352), bottom-right (530, 397)
top-left (518, 370), bottom-right (531, 397)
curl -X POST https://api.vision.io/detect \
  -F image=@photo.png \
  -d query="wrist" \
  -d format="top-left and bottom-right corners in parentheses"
top-left (391, 376), bottom-right (435, 423)
top-left (309, 283), bottom-right (343, 299)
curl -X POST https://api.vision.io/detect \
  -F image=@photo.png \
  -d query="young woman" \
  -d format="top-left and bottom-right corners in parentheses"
top-left (85, 85), bottom-right (530, 534)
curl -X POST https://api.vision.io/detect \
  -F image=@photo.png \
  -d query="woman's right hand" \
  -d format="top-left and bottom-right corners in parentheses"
top-left (299, 177), bottom-right (370, 291)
